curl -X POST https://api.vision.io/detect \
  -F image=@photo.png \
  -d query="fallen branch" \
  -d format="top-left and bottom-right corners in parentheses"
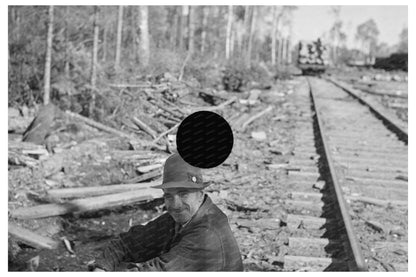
top-left (8, 223), bottom-right (59, 249)
top-left (137, 163), bottom-right (163, 173)
top-left (152, 122), bottom-right (181, 144)
top-left (66, 111), bottom-right (133, 139)
top-left (8, 150), bottom-right (39, 168)
top-left (178, 51), bottom-right (191, 81)
top-left (108, 83), bottom-right (151, 88)
top-left (189, 96), bottom-right (237, 113)
top-left (46, 180), bottom-right (159, 199)
top-left (10, 188), bottom-right (163, 219)
top-left (149, 100), bottom-right (184, 119)
top-left (241, 106), bottom-right (273, 131)
top-left (131, 116), bottom-right (157, 139)
top-left (183, 81), bottom-right (228, 100)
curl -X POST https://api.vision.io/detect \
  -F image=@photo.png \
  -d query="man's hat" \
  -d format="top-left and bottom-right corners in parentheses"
top-left (151, 153), bottom-right (208, 189)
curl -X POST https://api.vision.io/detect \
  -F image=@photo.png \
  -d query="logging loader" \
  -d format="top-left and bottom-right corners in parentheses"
top-left (297, 39), bottom-right (329, 75)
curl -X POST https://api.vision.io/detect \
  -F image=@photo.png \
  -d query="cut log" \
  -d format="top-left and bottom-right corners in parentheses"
top-left (241, 106), bottom-right (273, 130)
top-left (131, 116), bottom-right (157, 139)
top-left (123, 169), bottom-right (162, 184)
top-left (149, 100), bottom-right (184, 119)
top-left (136, 163), bottom-right (162, 173)
top-left (8, 150), bottom-right (39, 168)
top-left (8, 223), bottom-right (59, 249)
top-left (10, 188), bottom-right (163, 219)
top-left (65, 111), bottom-right (134, 140)
top-left (46, 180), bottom-right (160, 199)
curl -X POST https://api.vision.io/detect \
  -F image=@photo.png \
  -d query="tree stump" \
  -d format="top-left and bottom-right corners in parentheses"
top-left (22, 104), bottom-right (58, 145)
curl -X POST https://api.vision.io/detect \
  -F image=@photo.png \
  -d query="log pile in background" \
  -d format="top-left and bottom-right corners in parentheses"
top-left (298, 39), bottom-right (329, 65)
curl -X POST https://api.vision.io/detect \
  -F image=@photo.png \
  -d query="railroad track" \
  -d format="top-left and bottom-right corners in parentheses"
top-left (281, 77), bottom-right (408, 271)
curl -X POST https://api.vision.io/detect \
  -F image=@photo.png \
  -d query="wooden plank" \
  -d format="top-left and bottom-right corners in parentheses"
top-left (345, 170), bottom-right (406, 180)
top-left (288, 237), bottom-right (340, 257)
top-left (344, 176), bottom-right (408, 189)
top-left (46, 181), bottom-right (160, 199)
top-left (8, 223), bottom-right (59, 250)
top-left (347, 196), bottom-right (407, 207)
top-left (286, 214), bottom-right (327, 230)
top-left (285, 200), bottom-right (324, 211)
top-left (289, 192), bottom-right (323, 203)
top-left (284, 255), bottom-right (346, 271)
top-left (10, 188), bottom-right (163, 219)
top-left (288, 171), bottom-right (320, 178)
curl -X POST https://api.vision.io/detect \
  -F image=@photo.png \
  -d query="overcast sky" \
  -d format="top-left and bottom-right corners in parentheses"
top-left (291, 6), bottom-right (408, 48)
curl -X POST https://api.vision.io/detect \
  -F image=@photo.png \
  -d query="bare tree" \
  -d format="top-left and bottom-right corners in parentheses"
top-left (64, 6), bottom-right (70, 78)
top-left (115, 5), bottom-right (124, 71)
top-left (329, 6), bottom-right (346, 65)
top-left (130, 8), bottom-right (138, 61)
top-left (355, 19), bottom-right (379, 61)
top-left (102, 15), bottom-right (108, 62)
top-left (246, 6), bottom-right (257, 67)
top-left (397, 27), bottom-right (408, 53)
top-left (177, 6), bottom-right (188, 51)
top-left (43, 5), bottom-right (54, 105)
top-left (138, 6), bottom-right (150, 67)
top-left (225, 5), bottom-right (233, 60)
top-left (188, 6), bottom-right (195, 55)
top-left (200, 6), bottom-right (209, 54)
top-left (89, 6), bottom-right (99, 116)
top-left (243, 6), bottom-right (251, 55)
top-left (271, 6), bottom-right (279, 65)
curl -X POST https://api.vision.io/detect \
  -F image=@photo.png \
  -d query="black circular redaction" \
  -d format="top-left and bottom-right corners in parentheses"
top-left (176, 111), bottom-right (233, 168)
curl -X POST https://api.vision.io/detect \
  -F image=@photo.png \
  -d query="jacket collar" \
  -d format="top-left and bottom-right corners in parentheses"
top-left (179, 194), bottom-right (213, 231)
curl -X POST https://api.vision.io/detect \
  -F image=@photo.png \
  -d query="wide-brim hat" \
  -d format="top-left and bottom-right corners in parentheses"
top-left (151, 153), bottom-right (209, 189)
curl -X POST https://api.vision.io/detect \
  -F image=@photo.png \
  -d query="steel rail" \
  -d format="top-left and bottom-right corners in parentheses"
top-left (325, 77), bottom-right (408, 143)
top-left (307, 77), bottom-right (368, 271)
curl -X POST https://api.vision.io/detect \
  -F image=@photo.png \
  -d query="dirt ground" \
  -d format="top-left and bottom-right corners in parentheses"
top-left (8, 69), bottom-right (408, 271)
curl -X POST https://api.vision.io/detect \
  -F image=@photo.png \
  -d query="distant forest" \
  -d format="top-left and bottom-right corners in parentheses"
top-left (8, 6), bottom-right (408, 109)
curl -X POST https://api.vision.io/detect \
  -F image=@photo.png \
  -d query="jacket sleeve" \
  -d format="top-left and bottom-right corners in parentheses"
top-left (135, 226), bottom-right (224, 271)
top-left (93, 213), bottom-right (175, 271)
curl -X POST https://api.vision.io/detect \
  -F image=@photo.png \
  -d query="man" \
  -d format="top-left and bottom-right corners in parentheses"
top-left (91, 153), bottom-right (243, 271)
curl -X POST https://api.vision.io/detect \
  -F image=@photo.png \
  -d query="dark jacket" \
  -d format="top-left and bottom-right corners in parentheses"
top-left (94, 195), bottom-right (243, 271)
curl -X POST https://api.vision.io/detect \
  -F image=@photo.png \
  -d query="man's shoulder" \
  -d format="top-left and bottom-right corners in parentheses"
top-left (195, 201), bottom-right (230, 230)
